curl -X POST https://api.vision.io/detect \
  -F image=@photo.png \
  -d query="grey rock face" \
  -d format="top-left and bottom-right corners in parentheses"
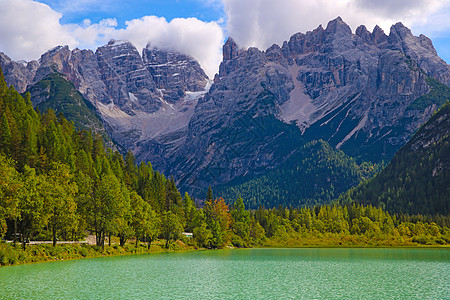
top-left (1, 18), bottom-right (449, 195)
top-left (0, 52), bottom-right (38, 92)
top-left (143, 46), bottom-right (208, 103)
top-left (96, 40), bottom-right (159, 114)
top-left (0, 40), bottom-right (209, 150)
top-left (151, 17), bottom-right (450, 192)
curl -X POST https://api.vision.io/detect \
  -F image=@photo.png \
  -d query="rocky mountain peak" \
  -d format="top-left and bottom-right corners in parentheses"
top-left (325, 16), bottom-right (352, 37)
top-left (386, 22), bottom-right (450, 85)
top-left (372, 25), bottom-right (388, 44)
top-left (40, 45), bottom-right (69, 59)
top-left (355, 25), bottom-right (371, 42)
top-left (388, 22), bottom-right (415, 48)
top-left (223, 37), bottom-right (240, 61)
top-left (356, 24), bottom-right (388, 45)
top-left (97, 39), bottom-right (140, 56)
top-left (142, 46), bottom-right (208, 102)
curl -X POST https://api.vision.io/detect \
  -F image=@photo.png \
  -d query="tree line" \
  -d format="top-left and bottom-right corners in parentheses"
top-left (0, 67), bottom-right (448, 251)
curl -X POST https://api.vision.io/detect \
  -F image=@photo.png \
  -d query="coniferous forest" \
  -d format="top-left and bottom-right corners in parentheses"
top-left (0, 66), bottom-right (448, 266)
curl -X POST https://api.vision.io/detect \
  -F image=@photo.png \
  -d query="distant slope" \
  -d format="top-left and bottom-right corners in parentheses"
top-left (215, 140), bottom-right (379, 209)
top-left (340, 101), bottom-right (450, 215)
top-left (26, 72), bottom-right (111, 142)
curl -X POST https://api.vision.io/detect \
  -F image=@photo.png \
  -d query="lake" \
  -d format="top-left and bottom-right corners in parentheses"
top-left (0, 248), bottom-right (448, 299)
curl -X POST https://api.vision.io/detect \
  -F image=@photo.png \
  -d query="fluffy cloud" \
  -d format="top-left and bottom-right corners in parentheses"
top-left (223, 0), bottom-right (450, 50)
top-left (115, 17), bottom-right (224, 78)
top-left (0, 0), bottom-right (223, 78)
top-left (0, 0), bottom-right (448, 78)
top-left (352, 0), bottom-right (443, 19)
top-left (70, 16), bottom-right (224, 78)
top-left (0, 0), bottom-right (77, 61)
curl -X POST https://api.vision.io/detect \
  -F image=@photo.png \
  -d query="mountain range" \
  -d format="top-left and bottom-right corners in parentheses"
top-left (1, 17), bottom-right (449, 206)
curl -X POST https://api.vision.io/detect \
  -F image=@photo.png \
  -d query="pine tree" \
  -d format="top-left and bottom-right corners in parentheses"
top-left (0, 113), bottom-right (11, 156)
top-left (206, 185), bottom-right (213, 202)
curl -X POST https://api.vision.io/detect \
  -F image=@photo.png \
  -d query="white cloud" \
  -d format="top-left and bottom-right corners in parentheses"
top-left (0, 0), bottom-right (77, 61)
top-left (409, 6), bottom-right (450, 38)
top-left (115, 16), bottom-right (224, 78)
top-left (223, 0), bottom-right (450, 50)
top-left (1, 0), bottom-right (447, 79)
top-left (68, 18), bottom-right (118, 49)
top-left (0, 0), bottom-right (223, 78)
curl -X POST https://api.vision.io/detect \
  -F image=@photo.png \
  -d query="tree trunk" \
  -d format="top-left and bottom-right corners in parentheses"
top-left (21, 231), bottom-right (28, 251)
top-left (96, 230), bottom-right (101, 246)
top-left (52, 223), bottom-right (57, 247)
top-left (13, 218), bottom-right (17, 246)
top-left (101, 232), bottom-right (105, 250)
top-left (145, 235), bottom-right (152, 250)
top-left (135, 236), bottom-right (138, 247)
top-left (119, 235), bottom-right (126, 247)
top-left (108, 233), bottom-right (111, 247)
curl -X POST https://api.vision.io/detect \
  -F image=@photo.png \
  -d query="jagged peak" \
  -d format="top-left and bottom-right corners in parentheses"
top-left (371, 25), bottom-right (388, 44)
top-left (267, 43), bottom-right (281, 52)
top-left (314, 24), bottom-right (325, 32)
top-left (42, 45), bottom-right (69, 56)
top-left (389, 22), bottom-right (413, 39)
top-left (224, 37), bottom-right (237, 46)
top-left (372, 25), bottom-right (385, 35)
top-left (0, 52), bottom-right (12, 63)
top-left (223, 37), bottom-right (240, 61)
top-left (325, 16), bottom-right (352, 36)
top-left (356, 25), bottom-right (371, 40)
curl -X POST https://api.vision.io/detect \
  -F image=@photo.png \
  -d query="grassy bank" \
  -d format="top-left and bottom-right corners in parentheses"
top-left (2, 233), bottom-right (448, 267)
top-left (0, 240), bottom-right (195, 267)
top-left (261, 233), bottom-right (450, 248)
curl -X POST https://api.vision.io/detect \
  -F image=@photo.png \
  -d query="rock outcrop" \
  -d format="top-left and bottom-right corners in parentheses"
top-left (0, 40), bottom-right (210, 150)
top-left (1, 18), bottom-right (449, 197)
top-left (151, 17), bottom-right (450, 193)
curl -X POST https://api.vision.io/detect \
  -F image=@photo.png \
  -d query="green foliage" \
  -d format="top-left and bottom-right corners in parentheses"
top-left (203, 197), bottom-right (232, 248)
top-left (407, 77), bottom-right (450, 111)
top-left (26, 73), bottom-right (110, 143)
top-left (0, 66), bottom-right (188, 250)
top-left (0, 155), bottom-right (22, 234)
top-left (160, 211), bottom-right (183, 248)
top-left (0, 65), bottom-right (448, 262)
top-left (341, 101), bottom-right (449, 216)
top-left (216, 140), bottom-right (379, 209)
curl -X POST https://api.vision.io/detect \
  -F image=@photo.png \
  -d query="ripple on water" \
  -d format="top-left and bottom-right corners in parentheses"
top-left (0, 248), bottom-right (448, 299)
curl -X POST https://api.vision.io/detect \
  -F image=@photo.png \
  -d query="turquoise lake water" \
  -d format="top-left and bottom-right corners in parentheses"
top-left (0, 248), bottom-right (448, 299)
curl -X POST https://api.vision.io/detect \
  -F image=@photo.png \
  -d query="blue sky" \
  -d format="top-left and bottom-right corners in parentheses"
top-left (36, 0), bottom-right (225, 25)
top-left (0, 0), bottom-right (449, 77)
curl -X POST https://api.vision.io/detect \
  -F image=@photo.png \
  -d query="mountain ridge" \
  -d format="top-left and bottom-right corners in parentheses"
top-left (1, 17), bottom-right (449, 204)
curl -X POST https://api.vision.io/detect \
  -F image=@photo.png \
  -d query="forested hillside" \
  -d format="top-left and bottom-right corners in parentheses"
top-left (26, 72), bottom-right (111, 144)
top-left (340, 101), bottom-right (449, 215)
top-left (0, 65), bottom-right (448, 265)
top-left (215, 140), bottom-right (380, 209)
top-left (0, 66), bottom-right (186, 249)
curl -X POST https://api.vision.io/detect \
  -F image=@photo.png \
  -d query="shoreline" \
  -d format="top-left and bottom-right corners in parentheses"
top-left (1, 240), bottom-right (448, 267)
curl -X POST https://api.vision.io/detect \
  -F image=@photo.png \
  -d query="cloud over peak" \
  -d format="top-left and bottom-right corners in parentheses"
top-left (223, 0), bottom-right (450, 52)
top-left (0, 0), bottom-right (448, 78)
top-left (0, 0), bottom-right (223, 78)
